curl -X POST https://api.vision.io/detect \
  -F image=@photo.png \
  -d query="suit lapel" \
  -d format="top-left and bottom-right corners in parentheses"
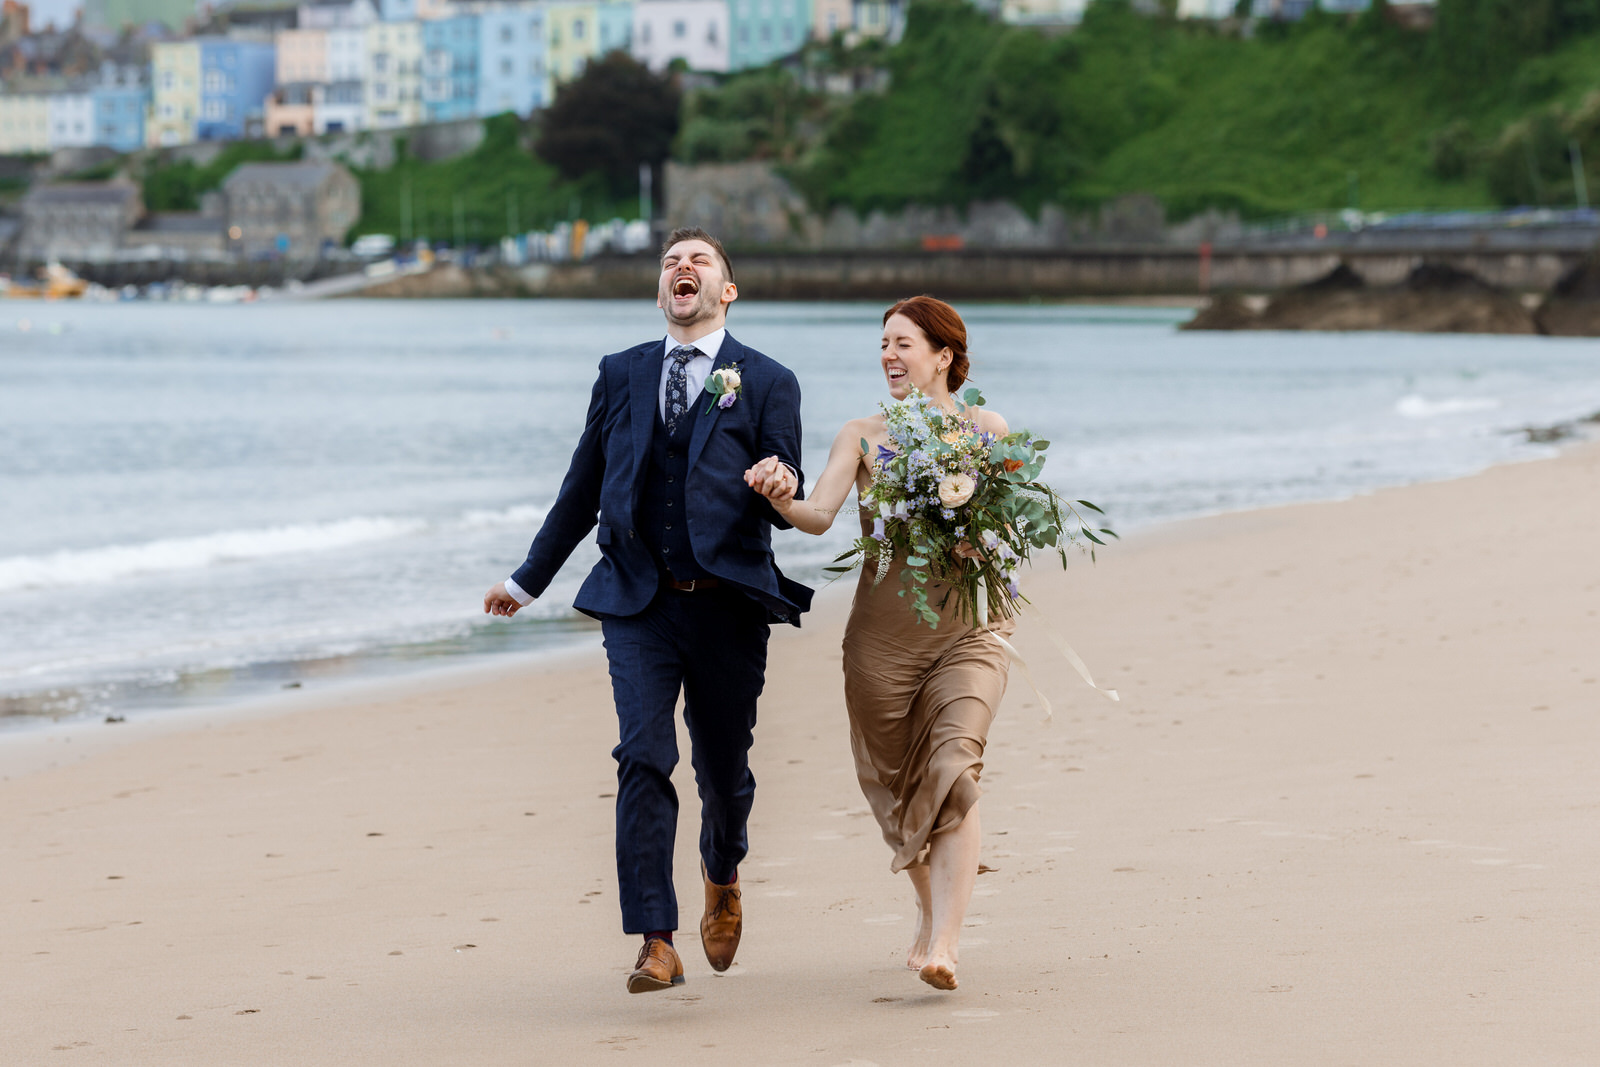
top-left (629, 341), bottom-right (659, 482)
top-left (687, 335), bottom-right (746, 473)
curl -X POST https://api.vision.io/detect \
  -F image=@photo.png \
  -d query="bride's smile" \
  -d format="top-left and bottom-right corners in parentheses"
top-left (881, 312), bottom-right (953, 400)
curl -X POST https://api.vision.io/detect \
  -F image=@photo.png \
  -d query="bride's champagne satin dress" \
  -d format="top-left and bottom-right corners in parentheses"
top-left (841, 518), bottom-right (1015, 872)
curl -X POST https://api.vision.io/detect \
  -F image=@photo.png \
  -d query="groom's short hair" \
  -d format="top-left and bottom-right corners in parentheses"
top-left (661, 227), bottom-right (735, 284)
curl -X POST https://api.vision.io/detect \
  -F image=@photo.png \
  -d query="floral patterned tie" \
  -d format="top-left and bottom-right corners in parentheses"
top-left (664, 345), bottom-right (698, 436)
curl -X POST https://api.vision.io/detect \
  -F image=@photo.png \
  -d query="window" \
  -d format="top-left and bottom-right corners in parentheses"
top-left (500, 25), bottom-right (513, 42)
top-left (203, 99), bottom-right (224, 120)
top-left (826, 11), bottom-right (837, 31)
top-left (641, 21), bottom-right (651, 43)
top-left (501, 57), bottom-right (512, 75)
top-left (738, 25), bottom-right (748, 42)
top-left (572, 18), bottom-right (584, 38)
top-left (708, 21), bottom-right (718, 43)
top-left (374, 53), bottom-right (389, 73)
top-left (673, 19), bottom-right (686, 37)
top-left (160, 70), bottom-right (174, 90)
top-left (203, 70), bottom-right (225, 92)
top-left (759, 23), bottom-right (770, 41)
top-left (782, 23), bottom-right (792, 41)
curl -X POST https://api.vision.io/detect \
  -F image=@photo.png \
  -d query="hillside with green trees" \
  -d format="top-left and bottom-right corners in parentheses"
top-left (693, 0), bottom-right (1600, 219)
top-left (128, 0), bottom-right (1600, 242)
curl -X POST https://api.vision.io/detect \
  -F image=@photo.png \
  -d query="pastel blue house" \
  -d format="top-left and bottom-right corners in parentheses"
top-left (597, 1), bottom-right (633, 54)
top-left (197, 38), bottom-right (277, 141)
top-left (92, 85), bottom-right (148, 151)
top-left (423, 14), bottom-right (481, 122)
top-left (379, 0), bottom-right (417, 20)
top-left (729, 0), bottom-right (811, 71)
top-left (477, 4), bottom-right (548, 117)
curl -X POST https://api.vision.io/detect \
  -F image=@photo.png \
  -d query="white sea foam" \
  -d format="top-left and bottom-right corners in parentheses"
top-left (457, 504), bottom-right (549, 529)
top-left (0, 504), bottom-right (556, 594)
top-left (0, 516), bottom-right (428, 592)
top-left (1395, 395), bottom-right (1502, 419)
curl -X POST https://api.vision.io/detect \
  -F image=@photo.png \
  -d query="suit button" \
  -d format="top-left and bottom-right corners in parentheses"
top-left (666, 451), bottom-right (676, 460)
top-left (663, 547), bottom-right (671, 554)
top-left (665, 523), bottom-right (672, 530)
top-left (666, 476), bottom-right (674, 484)
top-left (628, 530), bottom-right (635, 539)
top-left (666, 500), bottom-right (673, 507)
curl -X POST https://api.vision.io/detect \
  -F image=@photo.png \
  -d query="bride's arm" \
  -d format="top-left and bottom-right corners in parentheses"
top-left (746, 420), bottom-right (866, 536)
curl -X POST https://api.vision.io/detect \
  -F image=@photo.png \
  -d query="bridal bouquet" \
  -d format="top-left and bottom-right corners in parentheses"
top-left (828, 387), bottom-right (1113, 629)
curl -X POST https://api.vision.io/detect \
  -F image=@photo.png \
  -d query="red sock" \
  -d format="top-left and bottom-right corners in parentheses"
top-left (645, 930), bottom-right (673, 945)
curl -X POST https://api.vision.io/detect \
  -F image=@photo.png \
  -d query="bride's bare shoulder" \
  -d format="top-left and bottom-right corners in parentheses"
top-left (973, 407), bottom-right (1010, 436)
top-left (835, 414), bottom-right (887, 447)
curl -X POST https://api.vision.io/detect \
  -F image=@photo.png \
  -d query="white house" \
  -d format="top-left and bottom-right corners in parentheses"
top-left (47, 93), bottom-right (97, 148)
top-left (632, 0), bottom-right (729, 73)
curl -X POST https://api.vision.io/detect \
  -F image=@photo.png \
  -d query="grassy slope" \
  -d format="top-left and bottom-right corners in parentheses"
top-left (797, 4), bottom-right (1600, 218)
top-left (1088, 20), bottom-right (1600, 215)
top-left (349, 114), bottom-right (629, 244)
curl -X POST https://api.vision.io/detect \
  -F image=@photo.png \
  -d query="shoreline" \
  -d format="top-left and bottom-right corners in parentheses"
top-left (4, 426), bottom-right (1592, 779)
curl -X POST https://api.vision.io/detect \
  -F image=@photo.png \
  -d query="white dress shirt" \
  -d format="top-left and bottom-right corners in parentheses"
top-left (503, 330), bottom-right (732, 607)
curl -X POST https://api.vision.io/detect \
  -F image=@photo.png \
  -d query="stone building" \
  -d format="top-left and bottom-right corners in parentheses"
top-left (221, 160), bottom-right (360, 258)
top-left (17, 181), bottom-right (143, 262)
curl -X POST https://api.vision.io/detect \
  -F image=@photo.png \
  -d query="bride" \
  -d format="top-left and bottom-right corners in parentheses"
top-left (745, 295), bottom-right (1014, 991)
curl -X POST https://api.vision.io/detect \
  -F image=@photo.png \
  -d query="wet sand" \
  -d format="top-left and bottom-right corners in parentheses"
top-left (4, 442), bottom-right (1597, 1065)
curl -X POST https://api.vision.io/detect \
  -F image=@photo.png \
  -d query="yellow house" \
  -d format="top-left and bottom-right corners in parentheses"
top-left (365, 20), bottom-right (424, 128)
top-left (0, 93), bottom-right (50, 155)
top-left (547, 2), bottom-right (599, 87)
top-left (149, 40), bottom-right (201, 146)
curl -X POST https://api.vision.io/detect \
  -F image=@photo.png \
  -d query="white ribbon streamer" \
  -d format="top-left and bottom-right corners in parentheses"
top-left (978, 577), bottom-right (1120, 723)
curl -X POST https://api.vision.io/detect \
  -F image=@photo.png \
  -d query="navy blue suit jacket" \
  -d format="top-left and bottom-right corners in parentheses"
top-left (511, 334), bottom-right (814, 625)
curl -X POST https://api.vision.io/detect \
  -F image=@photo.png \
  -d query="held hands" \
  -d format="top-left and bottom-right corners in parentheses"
top-left (744, 455), bottom-right (797, 505)
top-left (483, 581), bottom-right (523, 617)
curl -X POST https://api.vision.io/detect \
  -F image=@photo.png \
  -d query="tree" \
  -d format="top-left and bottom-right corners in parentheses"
top-left (534, 51), bottom-right (681, 199)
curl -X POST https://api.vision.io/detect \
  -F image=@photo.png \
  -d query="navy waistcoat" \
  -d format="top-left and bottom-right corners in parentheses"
top-left (638, 399), bottom-right (708, 582)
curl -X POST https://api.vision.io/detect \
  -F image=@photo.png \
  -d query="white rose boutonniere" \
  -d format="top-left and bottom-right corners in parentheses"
top-left (703, 366), bottom-right (742, 413)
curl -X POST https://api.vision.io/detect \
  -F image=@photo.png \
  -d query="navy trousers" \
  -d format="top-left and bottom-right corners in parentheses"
top-left (601, 585), bottom-right (770, 935)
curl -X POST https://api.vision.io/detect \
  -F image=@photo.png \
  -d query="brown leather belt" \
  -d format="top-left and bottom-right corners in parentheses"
top-left (666, 577), bottom-right (720, 592)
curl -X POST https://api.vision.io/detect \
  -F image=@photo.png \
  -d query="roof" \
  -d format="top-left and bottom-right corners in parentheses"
top-left (22, 182), bottom-right (140, 206)
top-left (222, 161), bottom-right (351, 191)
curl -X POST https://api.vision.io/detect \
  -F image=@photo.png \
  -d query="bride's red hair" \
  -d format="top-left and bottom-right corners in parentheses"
top-left (882, 295), bottom-right (970, 390)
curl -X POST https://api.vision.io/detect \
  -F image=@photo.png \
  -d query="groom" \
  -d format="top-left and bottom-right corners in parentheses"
top-left (483, 228), bottom-right (811, 993)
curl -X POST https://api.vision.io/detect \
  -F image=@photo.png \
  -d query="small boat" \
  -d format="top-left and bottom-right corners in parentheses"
top-left (2, 263), bottom-right (90, 300)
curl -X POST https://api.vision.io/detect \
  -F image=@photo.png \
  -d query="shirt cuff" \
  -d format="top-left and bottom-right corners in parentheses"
top-left (503, 576), bottom-right (533, 606)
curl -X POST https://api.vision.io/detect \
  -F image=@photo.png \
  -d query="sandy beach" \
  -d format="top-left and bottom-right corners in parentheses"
top-left (4, 441), bottom-right (1597, 1065)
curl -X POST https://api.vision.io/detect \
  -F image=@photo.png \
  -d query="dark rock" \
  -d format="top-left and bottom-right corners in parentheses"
top-left (1535, 255), bottom-right (1600, 336)
top-left (1181, 293), bottom-right (1260, 331)
top-left (1204, 260), bottom-right (1540, 335)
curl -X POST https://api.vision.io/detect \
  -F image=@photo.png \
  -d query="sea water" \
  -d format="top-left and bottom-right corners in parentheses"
top-left (3, 299), bottom-right (1598, 725)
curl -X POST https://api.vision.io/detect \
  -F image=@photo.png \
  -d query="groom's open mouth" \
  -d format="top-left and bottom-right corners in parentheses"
top-left (671, 274), bottom-right (700, 303)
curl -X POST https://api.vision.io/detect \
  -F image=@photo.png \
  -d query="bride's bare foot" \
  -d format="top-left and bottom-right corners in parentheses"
top-left (919, 952), bottom-right (957, 991)
top-left (905, 906), bottom-right (933, 970)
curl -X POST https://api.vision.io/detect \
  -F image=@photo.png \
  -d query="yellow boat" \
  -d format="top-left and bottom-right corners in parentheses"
top-left (2, 263), bottom-right (89, 300)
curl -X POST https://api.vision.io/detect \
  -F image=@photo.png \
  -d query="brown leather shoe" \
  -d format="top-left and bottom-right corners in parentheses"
top-left (699, 863), bottom-right (742, 972)
top-left (626, 937), bottom-right (684, 993)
